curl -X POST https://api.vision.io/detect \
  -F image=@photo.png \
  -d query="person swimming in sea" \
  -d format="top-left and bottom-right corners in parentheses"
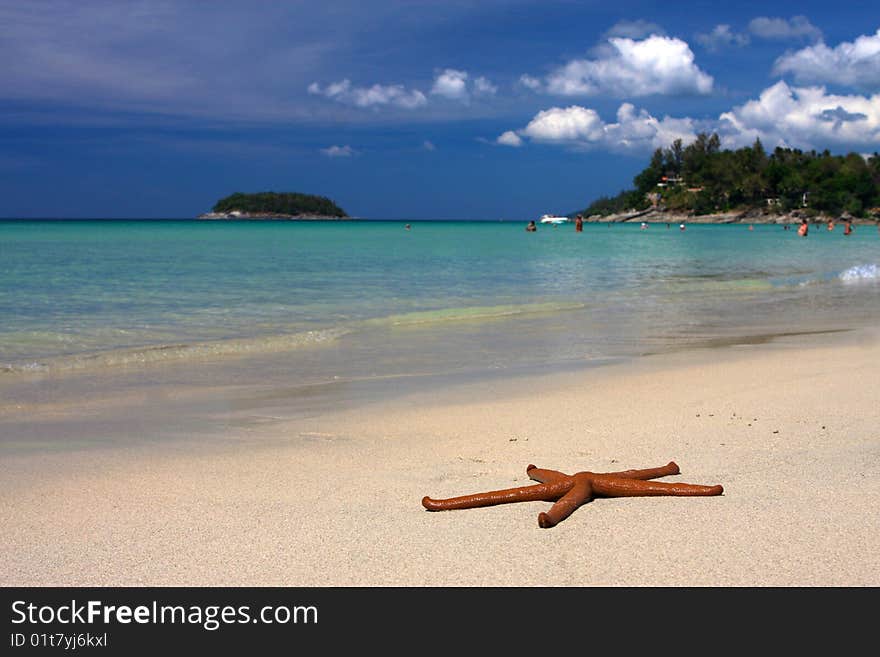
top-left (797, 218), bottom-right (809, 237)
top-left (526, 220), bottom-right (537, 232)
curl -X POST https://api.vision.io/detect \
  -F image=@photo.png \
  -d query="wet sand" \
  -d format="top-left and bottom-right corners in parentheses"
top-left (1, 329), bottom-right (878, 586)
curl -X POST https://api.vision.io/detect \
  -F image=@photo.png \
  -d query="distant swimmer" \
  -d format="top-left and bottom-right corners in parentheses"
top-left (679, 223), bottom-right (686, 231)
top-left (526, 220), bottom-right (537, 232)
top-left (575, 215), bottom-right (583, 232)
top-left (844, 219), bottom-right (853, 235)
top-left (405, 223), bottom-right (411, 230)
top-left (641, 222), bottom-right (648, 230)
top-left (827, 219), bottom-right (835, 231)
top-left (797, 218), bottom-right (809, 237)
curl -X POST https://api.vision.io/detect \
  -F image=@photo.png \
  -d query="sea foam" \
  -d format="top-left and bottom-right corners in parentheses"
top-left (839, 263), bottom-right (880, 282)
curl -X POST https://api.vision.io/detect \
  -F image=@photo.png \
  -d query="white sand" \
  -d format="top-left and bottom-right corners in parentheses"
top-left (1, 330), bottom-right (878, 586)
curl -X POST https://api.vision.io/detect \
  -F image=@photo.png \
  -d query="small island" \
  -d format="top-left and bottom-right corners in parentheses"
top-left (198, 191), bottom-right (349, 220)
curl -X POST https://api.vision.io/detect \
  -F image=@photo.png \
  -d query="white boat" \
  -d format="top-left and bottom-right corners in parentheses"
top-left (539, 214), bottom-right (569, 225)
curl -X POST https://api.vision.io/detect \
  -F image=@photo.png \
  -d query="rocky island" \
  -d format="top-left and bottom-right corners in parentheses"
top-left (198, 191), bottom-right (349, 220)
top-left (579, 134), bottom-right (880, 225)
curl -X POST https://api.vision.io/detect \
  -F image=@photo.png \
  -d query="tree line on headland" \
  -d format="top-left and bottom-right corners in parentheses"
top-left (581, 134), bottom-right (880, 220)
top-left (203, 192), bottom-right (348, 218)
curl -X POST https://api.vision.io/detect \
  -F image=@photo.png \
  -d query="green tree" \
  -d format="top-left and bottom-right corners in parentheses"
top-left (581, 138), bottom-right (880, 219)
top-left (212, 192), bottom-right (347, 217)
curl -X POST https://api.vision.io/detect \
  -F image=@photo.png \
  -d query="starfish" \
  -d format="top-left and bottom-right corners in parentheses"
top-left (422, 461), bottom-right (723, 528)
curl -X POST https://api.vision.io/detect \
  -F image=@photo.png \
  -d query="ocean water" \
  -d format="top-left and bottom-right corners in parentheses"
top-left (1, 218), bottom-right (879, 442)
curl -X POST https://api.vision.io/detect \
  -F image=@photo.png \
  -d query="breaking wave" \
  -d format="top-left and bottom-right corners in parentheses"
top-left (839, 263), bottom-right (880, 282)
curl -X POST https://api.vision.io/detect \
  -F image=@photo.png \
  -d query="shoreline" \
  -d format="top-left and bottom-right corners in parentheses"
top-left (589, 207), bottom-right (880, 224)
top-left (196, 212), bottom-right (351, 220)
top-left (2, 326), bottom-right (878, 586)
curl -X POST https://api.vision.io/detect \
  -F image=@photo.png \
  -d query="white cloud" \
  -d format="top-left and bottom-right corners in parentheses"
top-left (602, 19), bottom-right (665, 40)
top-left (696, 25), bottom-right (750, 51)
top-left (429, 69), bottom-right (498, 102)
top-left (519, 74), bottom-right (542, 92)
top-left (608, 103), bottom-right (698, 151)
top-left (473, 76), bottom-right (497, 96)
top-left (748, 16), bottom-right (822, 41)
top-left (497, 81), bottom-right (880, 154)
top-left (321, 145), bottom-right (355, 157)
top-left (496, 130), bottom-right (523, 147)
top-left (543, 35), bottom-right (713, 97)
top-left (772, 29), bottom-right (880, 90)
top-left (718, 81), bottom-right (880, 150)
top-left (431, 69), bottom-right (469, 100)
top-left (500, 104), bottom-right (697, 152)
top-left (308, 79), bottom-right (427, 109)
top-left (520, 106), bottom-right (605, 142)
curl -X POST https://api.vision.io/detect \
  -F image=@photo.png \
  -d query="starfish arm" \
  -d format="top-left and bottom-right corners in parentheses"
top-left (422, 479), bottom-right (574, 511)
top-left (601, 461), bottom-right (680, 480)
top-left (525, 464), bottom-right (568, 484)
top-left (538, 479), bottom-right (593, 528)
top-left (590, 475), bottom-right (723, 497)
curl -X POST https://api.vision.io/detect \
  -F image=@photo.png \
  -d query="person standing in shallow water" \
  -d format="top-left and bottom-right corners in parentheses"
top-left (798, 218), bottom-right (809, 237)
top-left (526, 220), bottom-right (537, 232)
top-left (575, 215), bottom-right (583, 232)
top-left (844, 219), bottom-right (853, 235)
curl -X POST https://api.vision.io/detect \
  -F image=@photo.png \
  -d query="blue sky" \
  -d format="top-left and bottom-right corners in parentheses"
top-left (2, 1), bottom-right (879, 220)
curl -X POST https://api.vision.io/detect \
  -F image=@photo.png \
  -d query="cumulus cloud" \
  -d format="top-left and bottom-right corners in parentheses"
top-left (321, 145), bottom-right (355, 157)
top-left (310, 69), bottom-right (497, 109)
top-left (428, 69), bottom-right (498, 102)
top-left (308, 79), bottom-right (427, 109)
top-left (520, 106), bottom-right (605, 142)
top-left (772, 29), bottom-right (880, 91)
top-left (718, 81), bottom-right (880, 149)
top-left (748, 16), bottom-right (822, 42)
top-left (543, 35), bottom-right (713, 97)
top-left (498, 104), bottom-right (698, 152)
top-left (496, 131), bottom-right (523, 147)
top-left (431, 69), bottom-right (469, 100)
top-left (696, 25), bottom-right (750, 51)
top-left (496, 82), bottom-right (880, 154)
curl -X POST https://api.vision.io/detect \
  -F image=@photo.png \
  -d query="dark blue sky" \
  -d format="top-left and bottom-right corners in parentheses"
top-left (1, 1), bottom-right (878, 219)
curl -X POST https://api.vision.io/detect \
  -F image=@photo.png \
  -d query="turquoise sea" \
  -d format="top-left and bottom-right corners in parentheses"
top-left (2, 218), bottom-right (879, 445)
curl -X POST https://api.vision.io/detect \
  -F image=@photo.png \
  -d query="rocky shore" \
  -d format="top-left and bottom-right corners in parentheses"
top-left (589, 207), bottom-right (879, 225)
top-left (197, 211), bottom-right (351, 220)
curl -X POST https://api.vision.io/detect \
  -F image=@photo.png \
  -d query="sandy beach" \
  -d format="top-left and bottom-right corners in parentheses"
top-left (1, 328), bottom-right (878, 587)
